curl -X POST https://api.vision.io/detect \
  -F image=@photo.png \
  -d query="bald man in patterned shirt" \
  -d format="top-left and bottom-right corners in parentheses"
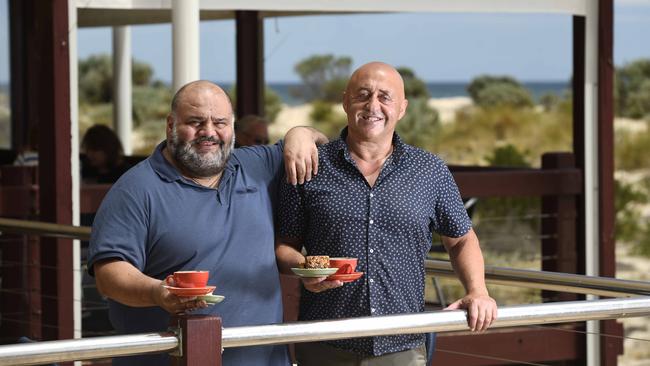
top-left (276, 62), bottom-right (497, 366)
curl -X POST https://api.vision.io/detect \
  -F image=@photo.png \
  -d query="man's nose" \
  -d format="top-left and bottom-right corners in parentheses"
top-left (197, 123), bottom-right (218, 136)
top-left (364, 95), bottom-right (380, 112)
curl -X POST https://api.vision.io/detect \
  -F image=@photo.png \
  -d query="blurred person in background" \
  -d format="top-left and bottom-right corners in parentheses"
top-left (81, 124), bottom-right (131, 184)
top-left (235, 114), bottom-right (270, 147)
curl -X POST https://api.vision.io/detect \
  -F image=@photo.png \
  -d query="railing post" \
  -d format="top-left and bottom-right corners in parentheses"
top-left (169, 314), bottom-right (221, 366)
top-left (541, 152), bottom-right (579, 302)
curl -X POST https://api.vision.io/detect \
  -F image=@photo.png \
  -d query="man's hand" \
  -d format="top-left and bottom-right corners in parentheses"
top-left (94, 259), bottom-right (207, 313)
top-left (284, 127), bottom-right (328, 185)
top-left (301, 277), bottom-right (343, 293)
top-left (151, 281), bottom-right (208, 314)
top-left (444, 292), bottom-right (497, 332)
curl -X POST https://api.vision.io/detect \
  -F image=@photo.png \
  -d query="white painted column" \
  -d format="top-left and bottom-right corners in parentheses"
top-left (112, 26), bottom-right (132, 155)
top-left (172, 0), bottom-right (200, 92)
top-left (68, 1), bottom-right (81, 361)
top-left (584, 1), bottom-right (600, 365)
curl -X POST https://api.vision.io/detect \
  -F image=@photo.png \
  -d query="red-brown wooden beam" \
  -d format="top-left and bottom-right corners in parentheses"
top-left (8, 0), bottom-right (27, 150)
top-left (597, 0), bottom-right (623, 364)
top-left (434, 326), bottom-right (585, 366)
top-left (170, 315), bottom-right (222, 366)
top-left (18, 0), bottom-right (74, 341)
top-left (452, 169), bottom-right (582, 198)
top-left (235, 11), bottom-right (264, 118)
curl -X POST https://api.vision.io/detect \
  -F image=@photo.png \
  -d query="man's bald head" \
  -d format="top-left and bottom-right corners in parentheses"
top-left (345, 62), bottom-right (406, 99)
top-left (171, 80), bottom-right (234, 117)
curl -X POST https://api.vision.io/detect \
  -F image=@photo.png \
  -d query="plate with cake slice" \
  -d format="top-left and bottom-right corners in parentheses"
top-left (291, 255), bottom-right (338, 277)
top-left (291, 267), bottom-right (339, 277)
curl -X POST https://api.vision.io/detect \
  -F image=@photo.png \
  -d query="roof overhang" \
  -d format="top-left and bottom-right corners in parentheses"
top-left (76, 0), bottom-right (587, 28)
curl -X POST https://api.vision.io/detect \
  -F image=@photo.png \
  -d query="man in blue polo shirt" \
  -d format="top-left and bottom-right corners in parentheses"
top-left (276, 62), bottom-right (497, 365)
top-left (88, 80), bottom-right (326, 366)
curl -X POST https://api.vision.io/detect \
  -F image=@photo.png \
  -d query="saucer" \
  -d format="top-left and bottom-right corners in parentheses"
top-left (327, 272), bottom-right (364, 283)
top-left (197, 294), bottom-right (225, 305)
top-left (163, 285), bottom-right (216, 297)
top-left (291, 268), bottom-right (338, 277)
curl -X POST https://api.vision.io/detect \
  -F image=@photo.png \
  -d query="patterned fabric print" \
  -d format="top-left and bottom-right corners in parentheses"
top-left (278, 128), bottom-right (472, 357)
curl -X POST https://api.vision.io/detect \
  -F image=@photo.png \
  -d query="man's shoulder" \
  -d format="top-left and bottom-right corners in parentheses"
top-left (110, 158), bottom-right (158, 194)
top-left (231, 143), bottom-right (283, 165)
top-left (403, 144), bottom-right (446, 167)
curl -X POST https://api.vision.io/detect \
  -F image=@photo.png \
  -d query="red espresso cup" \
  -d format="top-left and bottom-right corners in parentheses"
top-left (169, 270), bottom-right (209, 288)
top-left (329, 258), bottom-right (357, 274)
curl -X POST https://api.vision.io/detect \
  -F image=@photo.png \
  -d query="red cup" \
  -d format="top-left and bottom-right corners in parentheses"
top-left (329, 258), bottom-right (357, 274)
top-left (169, 271), bottom-right (209, 288)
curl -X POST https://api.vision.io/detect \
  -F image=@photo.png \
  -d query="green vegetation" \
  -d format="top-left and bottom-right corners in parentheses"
top-left (467, 75), bottom-right (534, 109)
top-left (229, 86), bottom-right (283, 122)
top-left (0, 92), bottom-right (10, 148)
top-left (293, 54), bottom-right (352, 103)
top-left (616, 59), bottom-right (650, 119)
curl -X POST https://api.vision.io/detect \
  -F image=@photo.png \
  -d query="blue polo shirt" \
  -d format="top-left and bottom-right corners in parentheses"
top-left (88, 141), bottom-right (290, 366)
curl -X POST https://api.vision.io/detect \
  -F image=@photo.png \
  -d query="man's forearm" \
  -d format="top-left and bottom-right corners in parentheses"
top-left (445, 230), bottom-right (489, 295)
top-left (286, 126), bottom-right (328, 145)
top-left (275, 240), bottom-right (305, 274)
top-left (94, 259), bottom-right (162, 307)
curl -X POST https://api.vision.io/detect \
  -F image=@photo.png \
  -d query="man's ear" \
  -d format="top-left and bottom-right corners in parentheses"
top-left (398, 99), bottom-right (409, 120)
top-left (166, 113), bottom-right (175, 136)
top-left (342, 92), bottom-right (349, 114)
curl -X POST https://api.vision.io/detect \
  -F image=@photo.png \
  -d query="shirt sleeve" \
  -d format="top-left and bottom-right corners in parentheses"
top-left (276, 180), bottom-right (306, 240)
top-left (87, 185), bottom-right (149, 276)
top-left (231, 141), bottom-right (285, 182)
top-left (430, 158), bottom-right (472, 238)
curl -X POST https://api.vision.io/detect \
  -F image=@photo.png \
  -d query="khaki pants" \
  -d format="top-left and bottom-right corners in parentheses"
top-left (295, 342), bottom-right (427, 366)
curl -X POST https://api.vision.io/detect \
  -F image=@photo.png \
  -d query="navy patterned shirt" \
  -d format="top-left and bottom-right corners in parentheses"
top-left (278, 128), bottom-right (472, 357)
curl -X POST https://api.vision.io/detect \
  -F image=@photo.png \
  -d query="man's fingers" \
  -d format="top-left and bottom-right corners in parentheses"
top-left (311, 149), bottom-right (319, 176)
top-left (285, 161), bottom-right (297, 185)
top-left (295, 161), bottom-right (306, 184)
top-left (304, 159), bottom-right (313, 182)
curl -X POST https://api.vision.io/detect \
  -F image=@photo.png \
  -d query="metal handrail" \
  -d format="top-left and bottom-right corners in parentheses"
top-left (1, 297), bottom-right (650, 366)
top-left (2, 217), bottom-right (650, 297)
top-left (0, 217), bottom-right (91, 240)
top-left (425, 260), bottom-right (650, 298)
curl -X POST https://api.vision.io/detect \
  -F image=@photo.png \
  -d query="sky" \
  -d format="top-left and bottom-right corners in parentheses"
top-left (0, 0), bottom-right (649, 84)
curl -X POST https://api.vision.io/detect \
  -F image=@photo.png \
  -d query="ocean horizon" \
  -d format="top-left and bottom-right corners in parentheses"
top-left (0, 81), bottom-right (570, 107)
top-left (259, 81), bottom-right (570, 106)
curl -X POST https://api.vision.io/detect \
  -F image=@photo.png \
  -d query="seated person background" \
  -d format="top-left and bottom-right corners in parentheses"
top-left (81, 124), bottom-right (131, 184)
top-left (234, 114), bottom-right (270, 147)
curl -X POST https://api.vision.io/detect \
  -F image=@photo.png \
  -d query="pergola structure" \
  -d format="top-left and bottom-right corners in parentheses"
top-left (4, 0), bottom-right (616, 365)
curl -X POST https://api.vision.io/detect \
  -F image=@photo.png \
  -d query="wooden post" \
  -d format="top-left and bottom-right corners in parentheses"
top-left (235, 11), bottom-right (264, 118)
top-left (597, 0), bottom-right (624, 364)
top-left (541, 153), bottom-right (579, 303)
top-left (169, 315), bottom-right (222, 366)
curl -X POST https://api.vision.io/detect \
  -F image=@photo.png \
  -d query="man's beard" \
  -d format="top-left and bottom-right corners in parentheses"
top-left (168, 125), bottom-right (235, 178)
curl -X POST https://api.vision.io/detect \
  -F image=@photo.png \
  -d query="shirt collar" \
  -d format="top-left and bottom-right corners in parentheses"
top-left (335, 127), bottom-right (409, 163)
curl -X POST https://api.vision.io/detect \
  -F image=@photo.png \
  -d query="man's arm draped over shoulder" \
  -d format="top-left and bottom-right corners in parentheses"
top-left (283, 127), bottom-right (328, 185)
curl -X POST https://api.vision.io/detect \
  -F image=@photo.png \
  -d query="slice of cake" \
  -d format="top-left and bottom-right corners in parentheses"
top-left (304, 255), bottom-right (330, 269)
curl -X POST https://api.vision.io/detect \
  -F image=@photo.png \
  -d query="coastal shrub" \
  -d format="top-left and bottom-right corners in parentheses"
top-left (293, 54), bottom-right (352, 103)
top-left (394, 67), bottom-right (439, 151)
top-left (475, 82), bottom-right (534, 109)
top-left (229, 87), bottom-right (283, 123)
top-left (396, 98), bottom-right (440, 151)
top-left (78, 54), bottom-right (154, 104)
top-left (309, 101), bottom-right (347, 139)
top-left (616, 58), bottom-right (650, 119)
top-left (467, 75), bottom-right (533, 109)
top-left (615, 179), bottom-right (648, 244)
top-left (615, 122), bottom-right (650, 171)
top-left (397, 67), bottom-right (430, 99)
